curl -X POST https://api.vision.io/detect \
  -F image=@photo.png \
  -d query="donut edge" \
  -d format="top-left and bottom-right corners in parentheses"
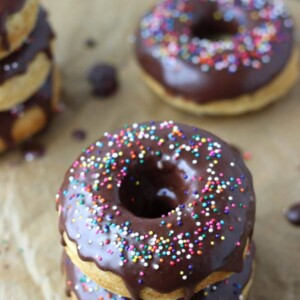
top-left (139, 47), bottom-right (299, 116)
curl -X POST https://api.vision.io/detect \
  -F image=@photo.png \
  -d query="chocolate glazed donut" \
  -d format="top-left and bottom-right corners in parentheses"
top-left (57, 121), bottom-right (256, 299)
top-left (135, 0), bottom-right (294, 103)
top-left (0, 0), bottom-right (26, 50)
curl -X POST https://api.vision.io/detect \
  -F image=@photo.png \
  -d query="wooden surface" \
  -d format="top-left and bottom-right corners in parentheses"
top-left (1, 0), bottom-right (300, 299)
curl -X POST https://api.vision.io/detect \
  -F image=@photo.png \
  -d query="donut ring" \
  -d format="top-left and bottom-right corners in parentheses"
top-left (63, 243), bottom-right (255, 300)
top-left (0, 0), bottom-right (39, 59)
top-left (135, 0), bottom-right (298, 115)
top-left (57, 121), bottom-right (256, 299)
top-left (0, 67), bottom-right (60, 153)
top-left (0, 9), bottom-right (54, 111)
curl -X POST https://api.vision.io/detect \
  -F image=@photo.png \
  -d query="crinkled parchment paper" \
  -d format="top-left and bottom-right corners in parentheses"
top-left (0, 0), bottom-right (300, 299)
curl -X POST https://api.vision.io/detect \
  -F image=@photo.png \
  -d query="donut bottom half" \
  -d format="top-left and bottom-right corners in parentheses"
top-left (63, 231), bottom-right (251, 300)
top-left (0, 67), bottom-right (60, 153)
top-left (140, 47), bottom-right (299, 116)
top-left (0, 51), bottom-right (53, 111)
top-left (63, 246), bottom-right (255, 300)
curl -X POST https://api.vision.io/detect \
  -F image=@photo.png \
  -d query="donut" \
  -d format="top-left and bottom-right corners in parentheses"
top-left (0, 0), bottom-right (39, 59)
top-left (135, 0), bottom-right (299, 116)
top-left (0, 67), bottom-right (60, 153)
top-left (57, 121), bottom-right (256, 299)
top-left (62, 243), bottom-right (255, 300)
top-left (0, 8), bottom-right (54, 111)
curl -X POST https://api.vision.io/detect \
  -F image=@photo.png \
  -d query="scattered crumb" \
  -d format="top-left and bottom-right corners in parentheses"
top-left (243, 151), bottom-right (253, 161)
top-left (85, 38), bottom-right (97, 48)
top-left (87, 64), bottom-right (119, 98)
top-left (72, 129), bottom-right (87, 141)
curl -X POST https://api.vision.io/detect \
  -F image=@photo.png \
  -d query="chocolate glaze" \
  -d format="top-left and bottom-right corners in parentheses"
top-left (22, 141), bottom-right (46, 161)
top-left (63, 243), bottom-right (254, 300)
top-left (230, 144), bottom-right (243, 158)
top-left (188, 243), bottom-right (254, 299)
top-left (58, 121), bottom-right (256, 300)
top-left (135, 0), bottom-right (294, 104)
top-left (0, 8), bottom-right (54, 84)
top-left (0, 0), bottom-right (26, 50)
top-left (0, 71), bottom-right (54, 149)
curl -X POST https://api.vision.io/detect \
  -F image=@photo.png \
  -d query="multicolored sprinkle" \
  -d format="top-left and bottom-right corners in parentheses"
top-left (138, 0), bottom-right (293, 72)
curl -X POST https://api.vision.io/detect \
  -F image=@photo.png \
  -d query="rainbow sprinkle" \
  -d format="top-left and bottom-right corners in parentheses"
top-left (138, 0), bottom-right (293, 72)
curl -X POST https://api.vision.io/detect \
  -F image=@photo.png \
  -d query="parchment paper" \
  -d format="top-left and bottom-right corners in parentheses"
top-left (1, 1), bottom-right (300, 299)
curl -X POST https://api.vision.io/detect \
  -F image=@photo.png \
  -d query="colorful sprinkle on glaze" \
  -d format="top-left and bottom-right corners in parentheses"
top-left (138, 0), bottom-right (293, 72)
top-left (58, 121), bottom-right (255, 298)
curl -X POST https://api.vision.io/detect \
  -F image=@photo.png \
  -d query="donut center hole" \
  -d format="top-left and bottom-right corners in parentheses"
top-left (192, 16), bottom-right (239, 40)
top-left (119, 160), bottom-right (186, 218)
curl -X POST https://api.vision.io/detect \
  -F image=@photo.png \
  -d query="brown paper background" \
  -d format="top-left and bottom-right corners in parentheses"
top-left (1, 0), bottom-right (300, 299)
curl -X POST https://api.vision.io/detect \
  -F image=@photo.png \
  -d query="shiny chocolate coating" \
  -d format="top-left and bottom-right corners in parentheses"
top-left (58, 121), bottom-right (256, 300)
top-left (0, 71), bottom-right (54, 149)
top-left (0, 0), bottom-right (26, 50)
top-left (135, 0), bottom-right (294, 104)
top-left (0, 8), bottom-right (54, 84)
top-left (63, 243), bottom-right (254, 300)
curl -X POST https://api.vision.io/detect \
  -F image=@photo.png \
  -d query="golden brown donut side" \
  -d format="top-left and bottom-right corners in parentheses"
top-left (0, 68), bottom-right (60, 153)
top-left (0, 0), bottom-right (39, 59)
top-left (141, 47), bottom-right (299, 116)
top-left (0, 52), bottom-right (52, 111)
top-left (63, 232), bottom-right (250, 300)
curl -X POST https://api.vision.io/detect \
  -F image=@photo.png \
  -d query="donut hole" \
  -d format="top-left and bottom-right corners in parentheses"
top-left (191, 16), bottom-right (239, 41)
top-left (119, 159), bottom-right (187, 218)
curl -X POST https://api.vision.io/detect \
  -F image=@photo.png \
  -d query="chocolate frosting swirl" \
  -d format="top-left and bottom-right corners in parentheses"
top-left (63, 243), bottom-right (254, 300)
top-left (57, 121), bottom-right (256, 299)
top-left (0, 70), bottom-right (54, 149)
top-left (0, 0), bottom-right (26, 50)
top-left (0, 8), bottom-right (54, 84)
top-left (135, 0), bottom-right (294, 103)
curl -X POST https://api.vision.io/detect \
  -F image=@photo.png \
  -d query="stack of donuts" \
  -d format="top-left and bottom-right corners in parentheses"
top-left (0, 0), bottom-right (59, 153)
top-left (57, 120), bottom-right (256, 300)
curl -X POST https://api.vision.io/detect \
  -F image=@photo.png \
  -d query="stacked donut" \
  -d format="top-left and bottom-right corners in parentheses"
top-left (0, 0), bottom-right (59, 153)
top-left (57, 121), bottom-right (256, 300)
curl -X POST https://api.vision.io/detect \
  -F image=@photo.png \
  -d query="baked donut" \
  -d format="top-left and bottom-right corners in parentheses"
top-left (57, 121), bottom-right (256, 299)
top-left (135, 0), bottom-right (299, 115)
top-left (0, 68), bottom-right (60, 153)
top-left (0, 0), bottom-right (39, 59)
top-left (63, 243), bottom-right (255, 300)
top-left (0, 8), bottom-right (54, 111)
